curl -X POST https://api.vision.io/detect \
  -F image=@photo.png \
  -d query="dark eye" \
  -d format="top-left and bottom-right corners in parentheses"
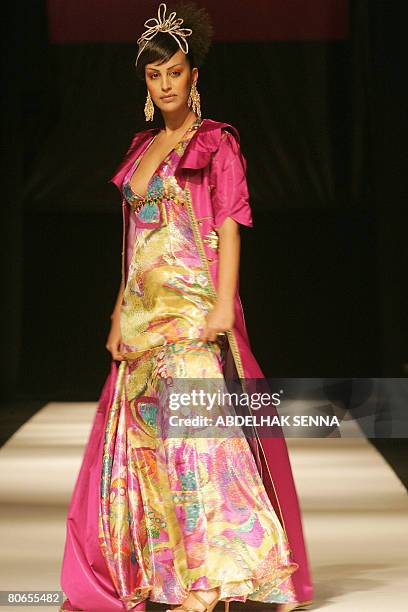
top-left (172, 71), bottom-right (181, 76)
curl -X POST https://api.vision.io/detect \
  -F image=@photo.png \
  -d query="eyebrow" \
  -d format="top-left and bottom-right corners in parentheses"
top-left (146, 63), bottom-right (183, 71)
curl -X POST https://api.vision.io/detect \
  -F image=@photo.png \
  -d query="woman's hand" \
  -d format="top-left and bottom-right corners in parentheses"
top-left (105, 314), bottom-right (125, 361)
top-left (201, 299), bottom-right (235, 342)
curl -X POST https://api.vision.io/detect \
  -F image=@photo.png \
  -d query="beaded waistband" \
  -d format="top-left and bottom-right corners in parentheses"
top-left (128, 193), bottom-right (185, 213)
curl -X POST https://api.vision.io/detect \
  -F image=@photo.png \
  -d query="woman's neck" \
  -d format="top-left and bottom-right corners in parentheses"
top-left (161, 110), bottom-right (198, 136)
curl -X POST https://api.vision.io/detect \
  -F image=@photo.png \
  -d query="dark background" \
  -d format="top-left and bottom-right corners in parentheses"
top-left (2, 0), bottom-right (407, 403)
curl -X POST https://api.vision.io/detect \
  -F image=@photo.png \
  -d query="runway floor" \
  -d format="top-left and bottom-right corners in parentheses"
top-left (0, 401), bottom-right (407, 611)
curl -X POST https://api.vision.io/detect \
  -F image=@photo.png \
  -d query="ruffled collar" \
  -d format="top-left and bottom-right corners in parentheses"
top-left (109, 117), bottom-right (239, 192)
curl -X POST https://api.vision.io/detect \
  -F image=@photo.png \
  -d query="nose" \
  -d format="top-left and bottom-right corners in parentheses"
top-left (161, 75), bottom-right (172, 92)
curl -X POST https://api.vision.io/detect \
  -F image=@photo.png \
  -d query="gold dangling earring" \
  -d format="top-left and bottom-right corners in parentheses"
top-left (188, 82), bottom-right (201, 119)
top-left (144, 90), bottom-right (154, 121)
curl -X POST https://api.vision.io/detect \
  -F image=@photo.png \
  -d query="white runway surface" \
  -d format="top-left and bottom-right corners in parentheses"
top-left (0, 402), bottom-right (407, 611)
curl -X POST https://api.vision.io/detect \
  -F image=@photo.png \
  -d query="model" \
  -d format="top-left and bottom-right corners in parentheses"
top-left (60, 3), bottom-right (314, 612)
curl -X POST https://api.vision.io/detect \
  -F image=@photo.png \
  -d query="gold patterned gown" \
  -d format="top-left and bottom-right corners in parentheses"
top-left (97, 119), bottom-right (299, 610)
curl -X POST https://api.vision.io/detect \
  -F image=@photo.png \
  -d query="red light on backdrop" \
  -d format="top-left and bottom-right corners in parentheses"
top-left (47, 0), bottom-right (348, 43)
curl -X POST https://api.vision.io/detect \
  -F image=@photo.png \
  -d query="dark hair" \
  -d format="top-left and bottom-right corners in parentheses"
top-left (135, 1), bottom-right (214, 81)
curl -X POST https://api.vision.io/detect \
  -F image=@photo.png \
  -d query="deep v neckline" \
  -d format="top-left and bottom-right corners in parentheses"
top-left (128, 118), bottom-right (201, 200)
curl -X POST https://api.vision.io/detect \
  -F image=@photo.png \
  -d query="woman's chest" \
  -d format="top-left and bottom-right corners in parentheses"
top-left (127, 141), bottom-right (171, 198)
top-left (124, 152), bottom-right (188, 230)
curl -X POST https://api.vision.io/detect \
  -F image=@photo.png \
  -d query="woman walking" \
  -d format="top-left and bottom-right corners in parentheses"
top-left (60, 3), bottom-right (313, 611)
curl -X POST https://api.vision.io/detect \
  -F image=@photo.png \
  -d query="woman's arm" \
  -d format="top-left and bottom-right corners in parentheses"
top-left (200, 217), bottom-right (239, 342)
top-left (200, 128), bottom-right (252, 343)
top-left (105, 280), bottom-right (126, 360)
top-left (110, 279), bottom-right (125, 321)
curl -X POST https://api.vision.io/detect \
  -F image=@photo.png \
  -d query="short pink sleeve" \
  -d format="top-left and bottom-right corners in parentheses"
top-left (210, 129), bottom-right (253, 230)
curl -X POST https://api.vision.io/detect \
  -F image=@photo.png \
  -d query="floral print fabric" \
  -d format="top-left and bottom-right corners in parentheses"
top-left (98, 119), bottom-right (299, 609)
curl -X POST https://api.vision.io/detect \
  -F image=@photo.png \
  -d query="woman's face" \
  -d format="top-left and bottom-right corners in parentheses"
top-left (145, 49), bottom-right (198, 115)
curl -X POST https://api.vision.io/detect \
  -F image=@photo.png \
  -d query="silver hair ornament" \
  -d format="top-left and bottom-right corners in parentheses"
top-left (135, 2), bottom-right (193, 66)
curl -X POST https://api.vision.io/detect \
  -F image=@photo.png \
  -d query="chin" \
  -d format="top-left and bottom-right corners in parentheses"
top-left (157, 99), bottom-right (184, 111)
